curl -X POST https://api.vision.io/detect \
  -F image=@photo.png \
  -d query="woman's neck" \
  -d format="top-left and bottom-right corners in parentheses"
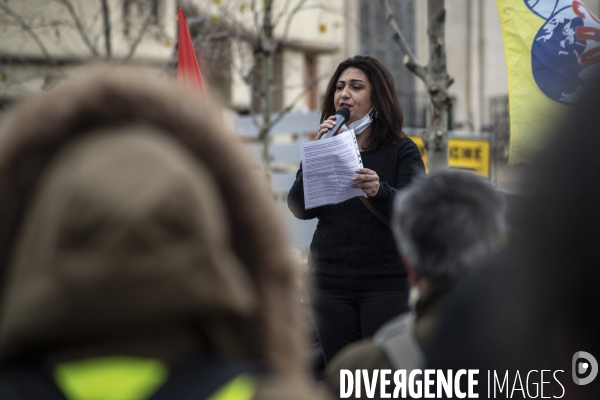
top-left (356, 125), bottom-right (372, 151)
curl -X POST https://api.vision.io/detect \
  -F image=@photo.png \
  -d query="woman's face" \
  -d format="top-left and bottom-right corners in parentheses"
top-left (334, 67), bottom-right (373, 125)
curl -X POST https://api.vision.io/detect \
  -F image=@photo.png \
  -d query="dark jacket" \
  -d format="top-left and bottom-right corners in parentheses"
top-left (288, 138), bottom-right (424, 292)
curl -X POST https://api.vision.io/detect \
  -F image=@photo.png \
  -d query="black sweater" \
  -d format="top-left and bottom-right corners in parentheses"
top-left (288, 136), bottom-right (425, 292)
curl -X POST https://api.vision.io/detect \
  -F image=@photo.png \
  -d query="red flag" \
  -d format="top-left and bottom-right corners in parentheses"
top-left (177, 8), bottom-right (205, 92)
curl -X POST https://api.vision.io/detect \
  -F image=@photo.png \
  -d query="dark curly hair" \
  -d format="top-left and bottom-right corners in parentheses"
top-left (320, 55), bottom-right (405, 149)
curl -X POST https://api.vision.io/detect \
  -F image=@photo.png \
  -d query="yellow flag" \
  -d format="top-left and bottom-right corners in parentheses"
top-left (497, 0), bottom-right (600, 164)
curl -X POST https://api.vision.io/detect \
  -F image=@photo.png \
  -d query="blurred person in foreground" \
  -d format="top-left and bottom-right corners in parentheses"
top-left (324, 170), bottom-right (507, 399)
top-left (427, 78), bottom-right (600, 398)
top-left (0, 68), bottom-right (325, 400)
top-left (287, 55), bottom-right (425, 366)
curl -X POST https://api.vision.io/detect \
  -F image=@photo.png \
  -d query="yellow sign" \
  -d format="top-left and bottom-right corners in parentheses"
top-left (408, 135), bottom-right (491, 178)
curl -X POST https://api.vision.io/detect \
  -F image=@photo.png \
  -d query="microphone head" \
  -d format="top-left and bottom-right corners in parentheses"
top-left (336, 107), bottom-right (351, 122)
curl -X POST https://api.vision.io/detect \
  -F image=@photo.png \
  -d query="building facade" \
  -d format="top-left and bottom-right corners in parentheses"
top-left (183, 0), bottom-right (360, 114)
top-left (0, 0), bottom-right (177, 106)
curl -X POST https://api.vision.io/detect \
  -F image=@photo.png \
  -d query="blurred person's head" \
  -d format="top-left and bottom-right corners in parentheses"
top-left (392, 170), bottom-right (507, 292)
top-left (320, 55), bottom-right (405, 149)
top-left (425, 76), bottom-right (600, 399)
top-left (0, 68), bottom-right (306, 381)
top-left (507, 73), bottom-right (600, 395)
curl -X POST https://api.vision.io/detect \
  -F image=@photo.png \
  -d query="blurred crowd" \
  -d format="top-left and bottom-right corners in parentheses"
top-left (0, 65), bottom-right (598, 399)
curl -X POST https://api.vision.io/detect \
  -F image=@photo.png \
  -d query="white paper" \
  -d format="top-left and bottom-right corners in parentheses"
top-left (300, 130), bottom-right (365, 209)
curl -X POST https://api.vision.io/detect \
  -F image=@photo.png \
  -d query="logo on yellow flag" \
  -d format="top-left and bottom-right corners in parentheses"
top-left (497, 0), bottom-right (600, 164)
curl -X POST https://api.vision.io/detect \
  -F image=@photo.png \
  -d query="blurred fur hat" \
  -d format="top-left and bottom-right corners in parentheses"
top-left (0, 68), bottom-right (305, 379)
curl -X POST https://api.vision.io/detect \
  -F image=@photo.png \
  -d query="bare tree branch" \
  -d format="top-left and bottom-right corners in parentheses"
top-left (229, 47), bottom-right (255, 87)
top-left (0, 2), bottom-right (64, 73)
top-left (266, 72), bottom-right (326, 130)
top-left (193, 30), bottom-right (229, 46)
top-left (57, 0), bottom-right (98, 56)
top-left (100, 0), bottom-right (111, 58)
top-left (250, 0), bottom-right (262, 39)
top-left (272, 0), bottom-right (293, 28)
top-left (281, 0), bottom-right (309, 46)
top-left (378, 0), bottom-right (426, 81)
top-left (122, 12), bottom-right (152, 62)
top-left (250, 107), bottom-right (261, 131)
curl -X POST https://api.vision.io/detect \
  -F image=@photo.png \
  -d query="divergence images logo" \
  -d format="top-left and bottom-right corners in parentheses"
top-left (572, 351), bottom-right (598, 385)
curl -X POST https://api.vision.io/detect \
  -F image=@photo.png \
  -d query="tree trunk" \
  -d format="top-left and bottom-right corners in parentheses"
top-left (258, 0), bottom-right (274, 183)
top-left (380, 0), bottom-right (453, 172)
top-left (422, 0), bottom-right (452, 171)
top-left (100, 0), bottom-right (111, 58)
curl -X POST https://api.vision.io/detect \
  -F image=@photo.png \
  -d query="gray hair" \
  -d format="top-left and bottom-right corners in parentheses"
top-left (392, 170), bottom-right (507, 281)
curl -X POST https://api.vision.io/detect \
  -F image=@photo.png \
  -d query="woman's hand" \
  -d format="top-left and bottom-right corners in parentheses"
top-left (316, 115), bottom-right (338, 139)
top-left (352, 168), bottom-right (380, 197)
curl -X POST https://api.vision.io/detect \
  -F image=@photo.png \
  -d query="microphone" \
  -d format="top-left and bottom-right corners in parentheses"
top-left (321, 107), bottom-right (351, 139)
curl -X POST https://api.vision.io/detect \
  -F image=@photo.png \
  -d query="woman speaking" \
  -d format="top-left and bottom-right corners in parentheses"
top-left (288, 55), bottom-right (425, 364)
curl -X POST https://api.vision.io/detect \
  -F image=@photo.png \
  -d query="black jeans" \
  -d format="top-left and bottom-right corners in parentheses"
top-left (311, 288), bottom-right (409, 365)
